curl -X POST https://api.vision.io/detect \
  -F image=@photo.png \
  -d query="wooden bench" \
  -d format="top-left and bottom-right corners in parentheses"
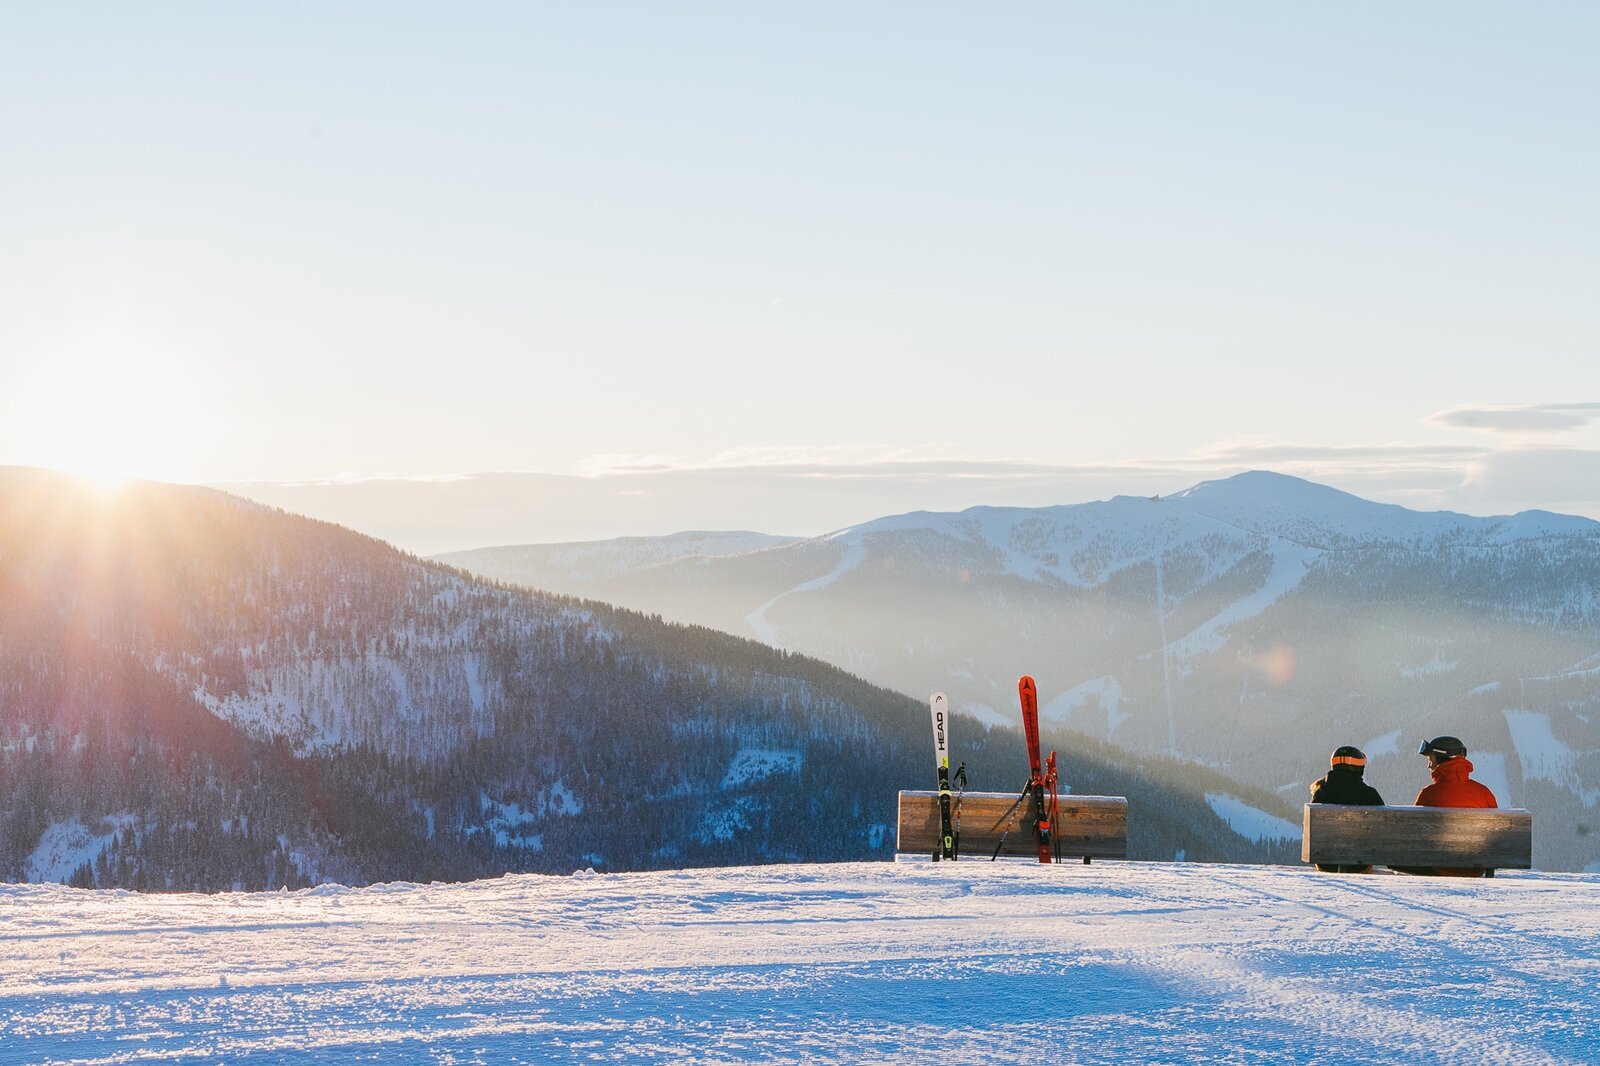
top-left (1302, 804), bottom-right (1533, 874)
top-left (897, 790), bottom-right (1128, 862)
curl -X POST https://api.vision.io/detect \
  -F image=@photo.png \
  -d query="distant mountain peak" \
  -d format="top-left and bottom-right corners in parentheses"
top-left (1166, 469), bottom-right (1598, 545)
top-left (1162, 470), bottom-right (1420, 544)
top-left (1171, 469), bottom-right (1354, 503)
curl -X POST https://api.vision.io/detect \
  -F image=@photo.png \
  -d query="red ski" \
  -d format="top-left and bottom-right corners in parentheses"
top-left (1018, 675), bottom-right (1057, 863)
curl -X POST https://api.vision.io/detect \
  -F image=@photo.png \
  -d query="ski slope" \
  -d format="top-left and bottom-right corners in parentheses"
top-left (3, 861), bottom-right (1598, 1064)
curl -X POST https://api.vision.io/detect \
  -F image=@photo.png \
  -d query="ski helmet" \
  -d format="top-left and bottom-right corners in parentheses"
top-left (1418, 736), bottom-right (1467, 760)
top-left (1330, 745), bottom-right (1367, 768)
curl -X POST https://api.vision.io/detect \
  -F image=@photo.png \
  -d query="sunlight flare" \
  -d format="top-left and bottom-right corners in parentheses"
top-left (2, 342), bottom-right (203, 487)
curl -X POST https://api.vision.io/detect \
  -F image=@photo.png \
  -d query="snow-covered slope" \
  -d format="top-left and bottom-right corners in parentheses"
top-left (1170, 470), bottom-right (1599, 545)
top-left (4, 861), bottom-right (1597, 1064)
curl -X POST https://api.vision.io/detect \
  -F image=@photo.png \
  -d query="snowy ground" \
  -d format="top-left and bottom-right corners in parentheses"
top-left (3, 861), bottom-right (1599, 1064)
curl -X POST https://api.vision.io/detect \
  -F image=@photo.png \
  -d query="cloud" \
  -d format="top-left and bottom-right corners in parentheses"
top-left (575, 454), bottom-right (682, 476)
top-left (578, 445), bottom-right (1050, 477)
top-left (217, 472), bottom-right (478, 488)
top-left (1425, 403), bottom-right (1600, 435)
top-left (215, 460), bottom-right (1205, 554)
top-left (1191, 439), bottom-right (1486, 466)
top-left (209, 436), bottom-right (1600, 554)
top-left (1459, 448), bottom-right (1600, 506)
top-left (570, 442), bottom-right (1485, 484)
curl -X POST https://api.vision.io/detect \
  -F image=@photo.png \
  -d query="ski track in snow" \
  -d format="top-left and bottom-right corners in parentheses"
top-left (3, 861), bottom-right (1599, 1064)
top-left (1165, 541), bottom-right (1321, 664)
top-left (743, 540), bottom-right (868, 650)
top-left (1042, 675), bottom-right (1124, 734)
top-left (1506, 710), bottom-right (1600, 805)
top-left (1204, 793), bottom-right (1301, 843)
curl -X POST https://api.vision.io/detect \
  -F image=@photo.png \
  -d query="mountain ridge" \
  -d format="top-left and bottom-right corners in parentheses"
top-left (437, 470), bottom-right (1600, 871)
top-left (0, 468), bottom-right (1300, 889)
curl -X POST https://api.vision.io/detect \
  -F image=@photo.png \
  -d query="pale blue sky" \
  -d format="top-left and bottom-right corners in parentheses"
top-left (3, 3), bottom-right (1598, 541)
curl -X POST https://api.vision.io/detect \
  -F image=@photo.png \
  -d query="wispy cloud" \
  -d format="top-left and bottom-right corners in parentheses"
top-left (1460, 448), bottom-right (1600, 505)
top-left (214, 471), bottom-right (478, 487)
top-left (578, 445), bottom-right (995, 477)
top-left (1191, 438), bottom-right (1486, 466)
top-left (1425, 403), bottom-right (1600, 435)
top-left (210, 431), bottom-right (1600, 554)
top-left (579, 440), bottom-right (1490, 483)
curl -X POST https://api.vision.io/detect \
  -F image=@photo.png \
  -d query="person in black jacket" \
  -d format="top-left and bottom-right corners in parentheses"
top-left (1309, 745), bottom-right (1385, 873)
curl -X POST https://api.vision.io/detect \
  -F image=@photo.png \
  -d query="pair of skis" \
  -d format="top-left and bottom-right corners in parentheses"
top-left (929, 678), bottom-right (1059, 863)
top-left (981, 676), bottom-right (1061, 863)
top-left (1018, 675), bottom-right (1060, 864)
top-left (928, 692), bottom-right (966, 860)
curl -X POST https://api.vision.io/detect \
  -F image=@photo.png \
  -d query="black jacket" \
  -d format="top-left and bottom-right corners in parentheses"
top-left (1310, 765), bottom-right (1384, 806)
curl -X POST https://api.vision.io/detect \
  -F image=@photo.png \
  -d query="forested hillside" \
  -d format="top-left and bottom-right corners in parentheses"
top-left (0, 469), bottom-right (1294, 890)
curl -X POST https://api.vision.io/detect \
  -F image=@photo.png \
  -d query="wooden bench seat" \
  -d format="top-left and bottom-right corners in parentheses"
top-left (1302, 803), bottom-right (1533, 873)
top-left (897, 790), bottom-right (1128, 861)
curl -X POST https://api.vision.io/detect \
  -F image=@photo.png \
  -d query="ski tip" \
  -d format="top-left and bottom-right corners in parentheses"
top-left (1018, 675), bottom-right (1036, 695)
top-left (929, 691), bottom-right (947, 707)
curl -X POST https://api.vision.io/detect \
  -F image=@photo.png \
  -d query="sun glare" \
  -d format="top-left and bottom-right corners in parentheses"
top-left (2, 344), bottom-right (203, 489)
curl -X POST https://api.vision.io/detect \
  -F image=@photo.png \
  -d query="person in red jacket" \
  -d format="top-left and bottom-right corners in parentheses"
top-left (1412, 735), bottom-right (1498, 876)
top-left (1416, 736), bottom-right (1498, 808)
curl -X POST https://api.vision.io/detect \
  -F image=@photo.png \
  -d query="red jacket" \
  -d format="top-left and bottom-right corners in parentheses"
top-left (1415, 756), bottom-right (1498, 809)
top-left (1415, 757), bottom-right (1498, 875)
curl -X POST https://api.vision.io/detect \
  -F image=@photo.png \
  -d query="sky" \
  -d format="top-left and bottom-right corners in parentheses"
top-left (3, 3), bottom-right (1598, 550)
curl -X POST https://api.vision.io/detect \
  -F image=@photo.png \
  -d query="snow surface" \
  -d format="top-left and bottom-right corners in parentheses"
top-left (1364, 729), bottom-right (1403, 757)
top-left (1472, 752), bottom-right (1515, 809)
top-left (1165, 542), bottom-right (1319, 664)
top-left (3, 862), bottom-right (1599, 1064)
top-left (23, 815), bottom-right (136, 885)
top-left (841, 495), bottom-right (1262, 589)
top-left (743, 539), bottom-right (868, 649)
top-left (721, 748), bottom-right (803, 789)
top-left (165, 568), bottom-right (596, 758)
top-left (1204, 794), bottom-right (1301, 843)
top-left (696, 797), bottom-right (761, 843)
top-left (472, 797), bottom-right (543, 850)
top-left (950, 701), bottom-right (1012, 730)
top-left (1506, 711), bottom-right (1599, 805)
top-left (836, 471), bottom-right (1600, 600)
top-left (1166, 470), bottom-right (1599, 546)
top-left (1043, 675), bottom-right (1125, 735)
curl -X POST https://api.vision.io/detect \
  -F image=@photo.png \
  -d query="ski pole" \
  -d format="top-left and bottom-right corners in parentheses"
top-left (989, 779), bottom-right (1031, 861)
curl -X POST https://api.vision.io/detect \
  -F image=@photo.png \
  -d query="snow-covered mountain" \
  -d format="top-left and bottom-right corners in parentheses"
top-left (0, 468), bottom-right (1297, 890)
top-left (7, 861), bottom-right (1598, 1063)
top-left (439, 471), bottom-right (1600, 871)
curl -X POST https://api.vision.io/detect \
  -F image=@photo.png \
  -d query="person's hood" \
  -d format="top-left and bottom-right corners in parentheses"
top-left (1431, 756), bottom-right (1476, 783)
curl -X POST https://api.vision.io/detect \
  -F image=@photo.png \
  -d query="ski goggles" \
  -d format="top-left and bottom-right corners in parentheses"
top-left (1330, 754), bottom-right (1366, 767)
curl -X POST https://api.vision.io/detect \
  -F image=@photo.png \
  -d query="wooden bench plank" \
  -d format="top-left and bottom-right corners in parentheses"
top-left (1302, 804), bottom-right (1533, 869)
top-left (897, 790), bottom-right (1128, 860)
